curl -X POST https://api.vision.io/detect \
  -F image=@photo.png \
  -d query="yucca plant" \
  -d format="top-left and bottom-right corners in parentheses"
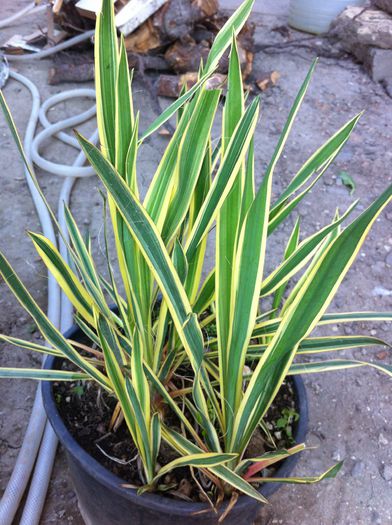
top-left (0, 0), bottom-right (391, 512)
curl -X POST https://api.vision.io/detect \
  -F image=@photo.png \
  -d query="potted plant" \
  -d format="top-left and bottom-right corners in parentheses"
top-left (0, 0), bottom-right (391, 523)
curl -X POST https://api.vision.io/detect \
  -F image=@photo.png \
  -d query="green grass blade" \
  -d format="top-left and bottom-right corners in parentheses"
top-left (115, 37), bottom-right (134, 178)
top-left (222, 165), bottom-right (272, 442)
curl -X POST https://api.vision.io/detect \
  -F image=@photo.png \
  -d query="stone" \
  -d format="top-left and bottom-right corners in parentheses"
top-left (386, 251), bottom-right (392, 265)
top-left (378, 432), bottom-right (389, 445)
top-left (330, 8), bottom-right (392, 50)
top-left (372, 285), bottom-right (392, 296)
top-left (355, 45), bottom-right (392, 83)
top-left (374, 0), bottom-right (392, 15)
top-left (372, 260), bottom-right (387, 276)
top-left (381, 464), bottom-right (392, 481)
top-left (351, 460), bottom-right (365, 477)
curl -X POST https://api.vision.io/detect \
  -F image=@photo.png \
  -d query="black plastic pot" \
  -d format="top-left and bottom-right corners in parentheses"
top-left (42, 322), bottom-right (308, 525)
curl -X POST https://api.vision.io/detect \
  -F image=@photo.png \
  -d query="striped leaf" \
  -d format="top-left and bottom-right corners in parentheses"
top-left (271, 113), bottom-right (361, 213)
top-left (261, 201), bottom-right (357, 297)
top-left (29, 232), bottom-right (94, 324)
top-left (141, 0), bottom-right (254, 141)
top-left (95, 0), bottom-right (118, 162)
top-left (185, 97), bottom-right (260, 260)
top-left (0, 368), bottom-right (89, 381)
top-left (231, 183), bottom-right (392, 453)
top-left (0, 252), bottom-right (111, 390)
top-left (239, 444), bottom-right (306, 479)
top-left (152, 453), bottom-right (238, 484)
top-left (216, 34), bottom-right (245, 381)
top-left (162, 426), bottom-right (268, 503)
top-left (0, 335), bottom-right (62, 357)
top-left (162, 88), bottom-right (221, 244)
top-left (252, 311), bottom-right (392, 338)
top-left (271, 218), bottom-right (300, 315)
top-left (288, 359), bottom-right (392, 377)
top-left (249, 462), bottom-right (343, 484)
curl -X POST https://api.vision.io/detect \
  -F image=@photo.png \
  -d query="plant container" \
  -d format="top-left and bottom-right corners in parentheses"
top-left (288, 0), bottom-right (366, 34)
top-left (42, 322), bottom-right (308, 525)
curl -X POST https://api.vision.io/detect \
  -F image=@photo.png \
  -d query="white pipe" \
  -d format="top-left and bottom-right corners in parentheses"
top-left (20, 110), bottom-right (97, 525)
top-left (0, 2), bottom-right (46, 29)
top-left (31, 91), bottom-right (96, 177)
top-left (3, 31), bottom-right (95, 61)
top-left (0, 73), bottom-right (97, 525)
top-left (0, 69), bottom-right (59, 525)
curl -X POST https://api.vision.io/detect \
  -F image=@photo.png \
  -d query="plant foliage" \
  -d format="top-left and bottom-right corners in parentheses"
top-left (0, 0), bottom-right (391, 510)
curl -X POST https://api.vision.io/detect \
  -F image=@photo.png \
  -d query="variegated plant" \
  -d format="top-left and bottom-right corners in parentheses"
top-left (0, 0), bottom-right (391, 509)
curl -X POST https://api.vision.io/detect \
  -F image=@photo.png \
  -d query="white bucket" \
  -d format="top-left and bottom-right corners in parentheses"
top-left (288, 0), bottom-right (366, 34)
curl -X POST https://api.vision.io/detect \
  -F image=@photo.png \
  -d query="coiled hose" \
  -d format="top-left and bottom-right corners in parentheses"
top-left (0, 5), bottom-right (99, 522)
top-left (0, 73), bottom-right (97, 525)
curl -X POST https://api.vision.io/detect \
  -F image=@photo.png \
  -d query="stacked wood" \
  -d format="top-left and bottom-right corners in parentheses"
top-left (49, 0), bottom-right (254, 90)
top-left (124, 0), bottom-right (219, 53)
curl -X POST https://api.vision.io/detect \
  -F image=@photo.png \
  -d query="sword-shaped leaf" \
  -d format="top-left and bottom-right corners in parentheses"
top-left (0, 252), bottom-right (111, 390)
top-left (0, 368), bottom-right (90, 381)
top-left (95, 0), bottom-right (118, 162)
top-left (288, 359), bottom-right (392, 377)
top-left (232, 184), bottom-right (392, 453)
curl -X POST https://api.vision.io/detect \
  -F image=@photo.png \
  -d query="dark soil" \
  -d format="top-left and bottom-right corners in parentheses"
top-left (54, 369), bottom-right (299, 502)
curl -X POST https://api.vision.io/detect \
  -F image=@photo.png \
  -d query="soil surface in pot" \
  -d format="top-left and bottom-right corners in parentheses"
top-left (53, 373), bottom-right (299, 504)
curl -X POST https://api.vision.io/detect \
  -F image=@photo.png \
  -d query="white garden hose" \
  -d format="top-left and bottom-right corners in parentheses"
top-left (3, 31), bottom-right (95, 62)
top-left (0, 4), bottom-right (99, 522)
top-left (0, 2), bottom-right (46, 29)
top-left (0, 73), bottom-right (97, 525)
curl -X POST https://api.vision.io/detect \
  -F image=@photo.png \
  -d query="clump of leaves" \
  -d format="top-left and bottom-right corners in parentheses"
top-left (276, 408), bottom-right (300, 443)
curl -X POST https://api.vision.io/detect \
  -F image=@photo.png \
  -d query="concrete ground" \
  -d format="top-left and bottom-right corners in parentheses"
top-left (0, 0), bottom-right (391, 523)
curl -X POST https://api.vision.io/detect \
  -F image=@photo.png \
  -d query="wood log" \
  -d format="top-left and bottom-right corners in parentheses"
top-left (164, 34), bottom-right (254, 78)
top-left (125, 0), bottom-right (218, 53)
top-left (48, 51), bottom-right (168, 84)
top-left (157, 72), bottom-right (226, 98)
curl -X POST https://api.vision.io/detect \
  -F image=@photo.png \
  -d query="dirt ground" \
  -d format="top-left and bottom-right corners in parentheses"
top-left (0, 1), bottom-right (391, 524)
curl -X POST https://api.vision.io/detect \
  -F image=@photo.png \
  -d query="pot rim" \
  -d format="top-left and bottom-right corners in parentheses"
top-left (42, 323), bottom-right (308, 517)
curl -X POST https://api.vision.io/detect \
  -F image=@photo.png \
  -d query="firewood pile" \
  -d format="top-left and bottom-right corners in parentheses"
top-left (2, 0), bottom-right (255, 96)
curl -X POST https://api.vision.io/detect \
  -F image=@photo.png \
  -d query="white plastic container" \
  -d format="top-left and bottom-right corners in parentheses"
top-left (288, 0), bottom-right (366, 34)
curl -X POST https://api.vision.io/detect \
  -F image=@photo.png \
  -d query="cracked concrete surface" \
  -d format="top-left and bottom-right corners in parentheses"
top-left (0, 0), bottom-right (391, 523)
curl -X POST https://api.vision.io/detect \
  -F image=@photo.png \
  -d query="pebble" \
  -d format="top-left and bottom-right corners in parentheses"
top-left (351, 460), bottom-right (365, 478)
top-left (372, 286), bottom-right (392, 297)
top-left (378, 433), bottom-right (388, 446)
top-left (371, 510), bottom-right (382, 524)
top-left (381, 464), bottom-right (392, 481)
top-left (386, 251), bottom-right (392, 266)
top-left (372, 261), bottom-right (386, 276)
